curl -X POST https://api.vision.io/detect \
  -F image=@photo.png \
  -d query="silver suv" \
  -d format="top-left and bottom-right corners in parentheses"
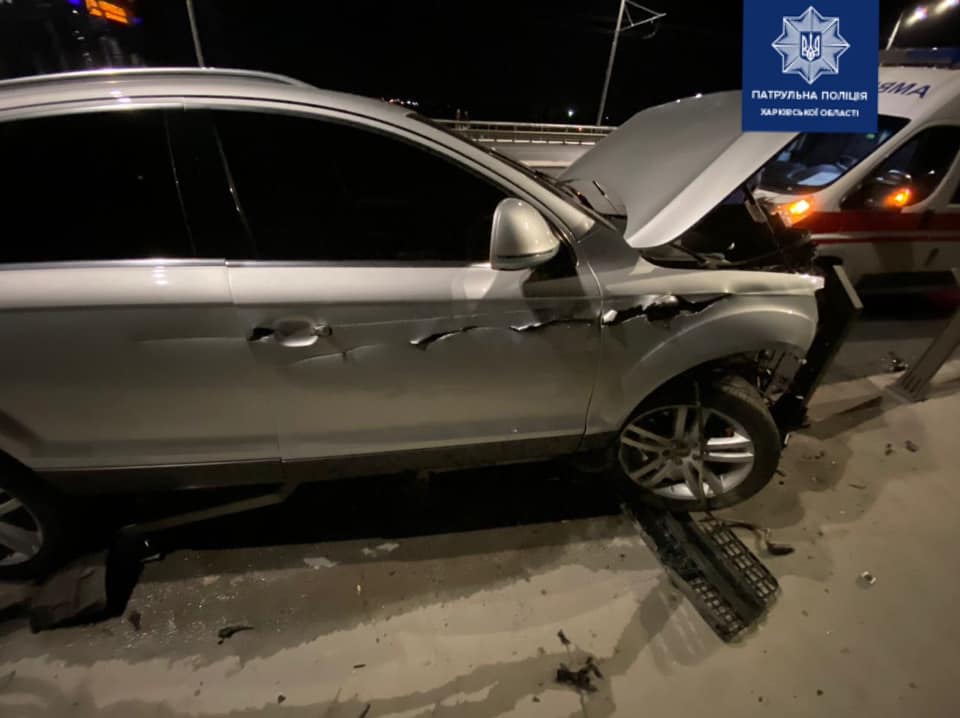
top-left (0, 69), bottom-right (823, 577)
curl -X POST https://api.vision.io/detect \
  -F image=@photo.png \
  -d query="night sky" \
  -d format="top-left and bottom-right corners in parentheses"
top-left (190, 0), bottom-right (910, 123)
top-left (2, 0), bottom-right (913, 124)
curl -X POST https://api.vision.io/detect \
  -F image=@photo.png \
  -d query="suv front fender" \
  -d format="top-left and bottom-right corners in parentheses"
top-left (586, 293), bottom-right (818, 435)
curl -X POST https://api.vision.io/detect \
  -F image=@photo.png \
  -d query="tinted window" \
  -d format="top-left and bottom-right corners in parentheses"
top-left (0, 111), bottom-right (193, 263)
top-left (874, 126), bottom-right (960, 202)
top-left (213, 111), bottom-right (508, 263)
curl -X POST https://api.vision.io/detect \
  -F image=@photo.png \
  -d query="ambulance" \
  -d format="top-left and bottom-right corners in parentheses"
top-left (754, 4), bottom-right (960, 287)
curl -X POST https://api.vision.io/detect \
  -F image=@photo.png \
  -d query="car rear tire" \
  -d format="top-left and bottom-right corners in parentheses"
top-left (0, 458), bottom-right (63, 580)
top-left (617, 374), bottom-right (781, 512)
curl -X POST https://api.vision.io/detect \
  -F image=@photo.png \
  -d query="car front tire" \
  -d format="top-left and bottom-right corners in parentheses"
top-left (0, 458), bottom-right (63, 580)
top-left (617, 374), bottom-right (781, 512)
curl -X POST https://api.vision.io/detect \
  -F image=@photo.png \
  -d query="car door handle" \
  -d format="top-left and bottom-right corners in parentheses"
top-left (248, 318), bottom-right (333, 348)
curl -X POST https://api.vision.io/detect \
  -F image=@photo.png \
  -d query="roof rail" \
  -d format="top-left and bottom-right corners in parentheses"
top-left (880, 48), bottom-right (960, 69)
top-left (0, 66), bottom-right (313, 90)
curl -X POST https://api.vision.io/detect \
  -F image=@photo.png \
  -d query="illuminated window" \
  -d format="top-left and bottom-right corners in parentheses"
top-left (85, 0), bottom-right (132, 26)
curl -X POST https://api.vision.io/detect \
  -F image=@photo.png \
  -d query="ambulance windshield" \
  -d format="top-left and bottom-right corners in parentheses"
top-left (757, 115), bottom-right (910, 194)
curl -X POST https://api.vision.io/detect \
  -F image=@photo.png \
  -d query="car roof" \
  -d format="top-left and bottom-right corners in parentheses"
top-left (0, 67), bottom-right (409, 122)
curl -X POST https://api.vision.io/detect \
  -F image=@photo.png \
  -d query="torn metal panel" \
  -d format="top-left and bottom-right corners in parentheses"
top-left (510, 318), bottom-right (596, 333)
top-left (229, 260), bottom-right (603, 461)
top-left (568, 222), bottom-right (821, 437)
top-left (600, 295), bottom-right (728, 327)
top-left (410, 326), bottom-right (480, 349)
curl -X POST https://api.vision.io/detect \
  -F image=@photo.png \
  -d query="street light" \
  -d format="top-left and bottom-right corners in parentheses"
top-left (596, 0), bottom-right (666, 126)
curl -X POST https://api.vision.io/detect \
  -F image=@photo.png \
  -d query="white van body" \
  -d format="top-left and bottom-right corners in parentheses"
top-left (755, 62), bottom-right (960, 286)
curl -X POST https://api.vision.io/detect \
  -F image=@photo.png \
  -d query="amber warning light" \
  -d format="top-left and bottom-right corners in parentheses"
top-left (775, 198), bottom-right (814, 226)
top-left (884, 187), bottom-right (914, 209)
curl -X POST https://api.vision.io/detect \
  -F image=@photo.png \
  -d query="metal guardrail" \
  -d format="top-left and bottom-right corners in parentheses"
top-left (436, 120), bottom-right (615, 146)
top-left (889, 268), bottom-right (960, 402)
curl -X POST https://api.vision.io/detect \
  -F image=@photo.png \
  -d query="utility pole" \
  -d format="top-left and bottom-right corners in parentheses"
top-left (596, 0), bottom-right (665, 126)
top-left (185, 0), bottom-right (205, 66)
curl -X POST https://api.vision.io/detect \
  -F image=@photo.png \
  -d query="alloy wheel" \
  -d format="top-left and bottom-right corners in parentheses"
top-left (619, 404), bottom-right (756, 502)
top-left (0, 488), bottom-right (44, 567)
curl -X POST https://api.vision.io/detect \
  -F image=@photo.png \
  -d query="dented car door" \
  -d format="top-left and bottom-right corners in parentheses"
top-left (211, 109), bottom-right (602, 474)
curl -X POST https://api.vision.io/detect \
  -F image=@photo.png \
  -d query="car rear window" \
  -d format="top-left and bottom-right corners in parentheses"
top-left (0, 110), bottom-right (194, 264)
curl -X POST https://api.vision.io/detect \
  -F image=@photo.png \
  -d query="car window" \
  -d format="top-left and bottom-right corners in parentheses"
top-left (0, 110), bottom-right (194, 264)
top-left (211, 111), bottom-right (508, 263)
top-left (878, 127), bottom-right (960, 202)
top-left (757, 115), bottom-right (910, 194)
top-left (873, 126), bottom-right (960, 204)
top-left (840, 126), bottom-right (960, 211)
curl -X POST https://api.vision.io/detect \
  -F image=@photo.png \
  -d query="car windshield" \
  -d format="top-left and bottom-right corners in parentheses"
top-left (757, 115), bottom-right (910, 194)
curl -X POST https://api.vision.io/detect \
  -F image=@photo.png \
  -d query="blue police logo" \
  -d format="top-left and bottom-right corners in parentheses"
top-left (772, 6), bottom-right (850, 85)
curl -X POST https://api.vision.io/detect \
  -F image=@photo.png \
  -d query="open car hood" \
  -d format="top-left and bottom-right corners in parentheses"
top-left (561, 92), bottom-right (797, 249)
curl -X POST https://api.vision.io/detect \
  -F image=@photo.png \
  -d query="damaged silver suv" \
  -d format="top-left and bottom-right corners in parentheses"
top-left (0, 69), bottom-right (828, 577)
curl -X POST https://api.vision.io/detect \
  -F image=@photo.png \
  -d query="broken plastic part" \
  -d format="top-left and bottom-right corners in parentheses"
top-left (556, 659), bottom-right (601, 694)
top-left (217, 624), bottom-right (253, 643)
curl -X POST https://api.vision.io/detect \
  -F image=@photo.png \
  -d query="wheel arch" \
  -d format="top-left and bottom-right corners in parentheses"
top-left (586, 297), bottom-right (817, 435)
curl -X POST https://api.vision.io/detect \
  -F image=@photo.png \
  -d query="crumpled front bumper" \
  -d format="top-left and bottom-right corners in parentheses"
top-left (770, 263), bottom-right (863, 438)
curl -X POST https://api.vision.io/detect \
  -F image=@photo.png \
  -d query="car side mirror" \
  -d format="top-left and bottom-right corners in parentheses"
top-left (842, 169), bottom-right (916, 212)
top-left (490, 198), bottom-right (561, 271)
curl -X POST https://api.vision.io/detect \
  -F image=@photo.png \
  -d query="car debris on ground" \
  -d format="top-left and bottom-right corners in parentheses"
top-left (554, 629), bottom-right (604, 694)
top-left (708, 517), bottom-right (796, 557)
top-left (217, 624), bottom-right (254, 644)
top-left (556, 657), bottom-right (603, 694)
top-left (883, 352), bottom-right (909, 373)
top-left (29, 554), bottom-right (111, 632)
top-left (0, 581), bottom-right (33, 618)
